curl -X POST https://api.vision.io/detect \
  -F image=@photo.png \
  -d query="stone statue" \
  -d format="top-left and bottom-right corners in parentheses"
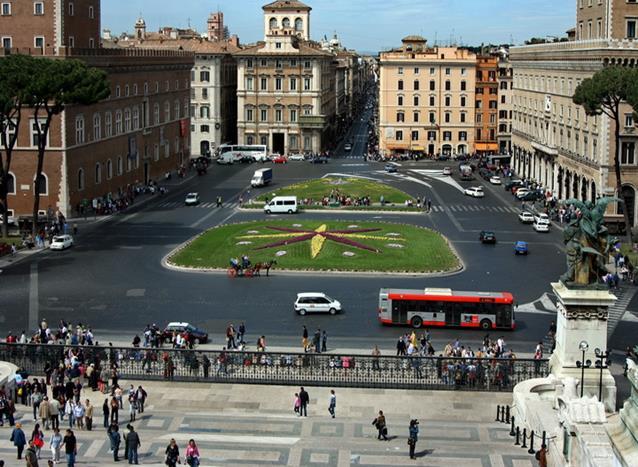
top-left (560, 197), bottom-right (617, 288)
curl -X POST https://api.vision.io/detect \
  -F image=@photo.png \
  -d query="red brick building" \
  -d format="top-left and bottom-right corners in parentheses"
top-left (0, 0), bottom-right (193, 218)
top-left (475, 55), bottom-right (499, 155)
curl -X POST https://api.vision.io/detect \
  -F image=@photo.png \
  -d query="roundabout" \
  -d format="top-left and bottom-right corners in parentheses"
top-left (167, 219), bottom-right (461, 274)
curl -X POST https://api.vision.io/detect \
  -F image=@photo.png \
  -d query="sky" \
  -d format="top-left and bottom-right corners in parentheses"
top-left (103, 0), bottom-right (574, 52)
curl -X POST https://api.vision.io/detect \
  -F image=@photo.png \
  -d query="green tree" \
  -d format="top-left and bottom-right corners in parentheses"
top-left (26, 58), bottom-right (110, 235)
top-left (0, 55), bottom-right (38, 237)
top-left (573, 66), bottom-right (638, 239)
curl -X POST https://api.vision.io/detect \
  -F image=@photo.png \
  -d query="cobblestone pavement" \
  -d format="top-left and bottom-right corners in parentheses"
top-left (0, 379), bottom-right (539, 466)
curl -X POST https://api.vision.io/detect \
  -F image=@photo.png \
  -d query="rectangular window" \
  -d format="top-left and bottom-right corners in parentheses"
top-left (429, 96), bottom-right (435, 106)
top-left (398, 96), bottom-right (403, 106)
top-left (34, 2), bottom-right (44, 15)
top-left (445, 81), bottom-right (451, 91)
top-left (290, 109), bottom-right (297, 122)
top-left (290, 78), bottom-right (297, 91)
top-left (2, 37), bottom-right (12, 49)
top-left (429, 67), bottom-right (435, 75)
top-left (413, 112), bottom-right (419, 123)
top-left (411, 130), bottom-right (419, 141)
top-left (200, 71), bottom-right (210, 82)
top-left (396, 112), bottom-right (405, 122)
top-left (460, 113), bottom-right (466, 123)
top-left (260, 109), bottom-right (268, 122)
top-left (304, 61), bottom-right (311, 69)
top-left (628, 19), bottom-right (637, 39)
top-left (445, 67), bottom-right (451, 75)
top-left (398, 80), bottom-right (404, 91)
top-left (1, 3), bottom-right (10, 15)
top-left (414, 80), bottom-right (419, 91)
top-left (395, 130), bottom-right (403, 141)
top-left (275, 109), bottom-right (282, 122)
top-left (444, 113), bottom-right (451, 123)
top-left (260, 78), bottom-right (268, 91)
top-left (398, 67), bottom-right (404, 75)
top-left (246, 77), bottom-right (254, 91)
top-left (246, 108), bottom-right (253, 121)
top-left (275, 78), bottom-right (282, 91)
top-left (622, 142), bottom-right (636, 164)
top-left (429, 80), bottom-right (435, 91)
top-left (414, 67), bottom-right (420, 74)
top-left (626, 114), bottom-right (634, 127)
top-left (34, 36), bottom-right (44, 48)
top-left (304, 78), bottom-right (311, 90)
top-left (246, 59), bottom-right (253, 69)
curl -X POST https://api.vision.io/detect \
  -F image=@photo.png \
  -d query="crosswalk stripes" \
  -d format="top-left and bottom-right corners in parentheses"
top-left (428, 204), bottom-right (529, 214)
top-left (157, 201), bottom-right (239, 210)
top-left (607, 286), bottom-right (637, 337)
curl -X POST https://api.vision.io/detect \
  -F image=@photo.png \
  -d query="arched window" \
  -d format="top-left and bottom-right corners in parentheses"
top-left (6, 172), bottom-right (15, 194)
top-left (247, 135), bottom-right (254, 145)
top-left (34, 173), bottom-right (47, 195)
top-left (106, 159), bottom-right (113, 180)
top-left (269, 17), bottom-right (278, 30)
top-left (174, 100), bottom-right (180, 120)
top-left (93, 113), bottom-right (101, 141)
top-left (117, 156), bottom-right (123, 176)
top-left (153, 103), bottom-right (160, 125)
top-left (282, 17), bottom-right (290, 28)
top-left (164, 101), bottom-right (171, 122)
top-left (115, 111), bottom-right (123, 134)
top-left (78, 169), bottom-right (85, 191)
top-left (295, 18), bottom-right (303, 31)
top-left (95, 163), bottom-right (101, 184)
top-left (75, 115), bottom-right (85, 144)
top-left (132, 106), bottom-right (139, 130)
top-left (124, 108), bottom-right (131, 132)
top-left (105, 112), bottom-right (112, 137)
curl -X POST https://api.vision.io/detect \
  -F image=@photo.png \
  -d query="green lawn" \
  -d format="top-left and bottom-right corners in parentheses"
top-left (255, 177), bottom-right (413, 206)
top-left (170, 220), bottom-right (460, 273)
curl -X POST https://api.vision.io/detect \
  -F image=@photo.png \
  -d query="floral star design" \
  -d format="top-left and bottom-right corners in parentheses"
top-left (237, 225), bottom-right (403, 258)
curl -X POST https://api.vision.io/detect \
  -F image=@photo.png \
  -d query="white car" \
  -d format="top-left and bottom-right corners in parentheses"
top-left (533, 220), bottom-right (551, 232)
top-left (49, 235), bottom-right (73, 250)
top-left (442, 167), bottom-right (452, 176)
top-left (534, 212), bottom-right (550, 224)
top-left (185, 193), bottom-right (200, 206)
top-left (288, 154), bottom-right (305, 161)
top-left (490, 176), bottom-right (502, 185)
top-left (344, 143), bottom-right (353, 151)
top-left (515, 189), bottom-right (531, 199)
top-left (294, 292), bottom-right (342, 315)
top-left (518, 211), bottom-right (535, 224)
top-left (464, 186), bottom-right (485, 198)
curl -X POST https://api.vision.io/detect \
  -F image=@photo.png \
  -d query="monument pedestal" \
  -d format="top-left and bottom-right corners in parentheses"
top-left (549, 281), bottom-right (617, 412)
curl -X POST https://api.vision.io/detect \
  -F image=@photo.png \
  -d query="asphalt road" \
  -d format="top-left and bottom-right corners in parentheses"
top-left (1, 113), bottom-right (620, 354)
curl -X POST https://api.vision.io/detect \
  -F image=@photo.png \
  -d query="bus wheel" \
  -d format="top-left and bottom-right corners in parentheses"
top-left (480, 319), bottom-right (492, 330)
top-left (411, 316), bottom-right (423, 328)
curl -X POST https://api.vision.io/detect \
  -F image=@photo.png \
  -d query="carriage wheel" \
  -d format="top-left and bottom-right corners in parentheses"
top-left (245, 269), bottom-right (254, 278)
top-left (227, 268), bottom-right (237, 278)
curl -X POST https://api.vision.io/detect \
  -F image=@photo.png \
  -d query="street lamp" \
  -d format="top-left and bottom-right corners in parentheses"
top-left (594, 348), bottom-right (611, 403)
top-left (576, 340), bottom-right (591, 398)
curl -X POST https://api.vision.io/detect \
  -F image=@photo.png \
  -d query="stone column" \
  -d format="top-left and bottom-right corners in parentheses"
top-left (549, 281), bottom-right (617, 412)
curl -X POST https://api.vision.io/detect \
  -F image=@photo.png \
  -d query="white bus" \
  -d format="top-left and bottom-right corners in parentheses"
top-left (217, 144), bottom-right (268, 162)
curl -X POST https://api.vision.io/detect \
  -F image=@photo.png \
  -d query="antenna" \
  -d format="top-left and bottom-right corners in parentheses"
top-left (188, 18), bottom-right (191, 28)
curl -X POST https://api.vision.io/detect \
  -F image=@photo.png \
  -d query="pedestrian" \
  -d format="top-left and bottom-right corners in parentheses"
top-left (72, 401), bottom-right (84, 430)
top-left (408, 419), bottom-right (419, 459)
top-left (32, 389), bottom-right (43, 421)
top-left (102, 399), bottom-right (110, 428)
top-left (107, 422), bottom-right (121, 462)
top-left (25, 440), bottom-right (39, 467)
top-left (39, 397), bottom-right (51, 430)
top-left (110, 397), bottom-right (119, 424)
top-left (84, 399), bottom-right (93, 431)
top-left (372, 345), bottom-right (381, 370)
top-left (372, 411), bottom-right (388, 440)
top-left (128, 393), bottom-right (137, 422)
top-left (185, 439), bottom-right (200, 466)
top-left (49, 427), bottom-right (62, 464)
top-left (293, 393), bottom-right (301, 415)
top-left (164, 438), bottom-right (180, 467)
top-left (30, 423), bottom-right (44, 459)
top-left (328, 390), bottom-right (336, 418)
top-left (126, 425), bottom-right (140, 464)
top-left (10, 421), bottom-right (27, 459)
top-left (321, 330), bottom-right (327, 352)
top-left (238, 322), bottom-right (246, 345)
top-left (299, 387), bottom-right (309, 417)
top-left (302, 326), bottom-right (309, 352)
top-left (314, 328), bottom-right (321, 353)
top-left (216, 195), bottom-right (222, 208)
top-left (49, 397), bottom-right (60, 431)
top-left (61, 429), bottom-right (77, 467)
top-left (135, 386), bottom-right (147, 414)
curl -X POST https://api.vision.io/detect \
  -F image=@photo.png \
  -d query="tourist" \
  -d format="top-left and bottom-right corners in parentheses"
top-left (126, 425), bottom-right (140, 464)
top-left (373, 411), bottom-right (388, 440)
top-left (185, 439), bottom-right (200, 466)
top-left (408, 419), bottom-right (419, 459)
top-left (165, 438), bottom-right (180, 467)
top-left (49, 428), bottom-right (62, 464)
top-left (293, 393), bottom-right (301, 415)
top-left (107, 422), bottom-right (121, 462)
top-left (328, 390), bottom-right (336, 418)
top-left (61, 429), bottom-right (77, 467)
top-left (10, 422), bottom-right (27, 459)
top-left (24, 440), bottom-right (38, 467)
top-left (299, 387), bottom-right (309, 417)
top-left (30, 423), bottom-right (44, 459)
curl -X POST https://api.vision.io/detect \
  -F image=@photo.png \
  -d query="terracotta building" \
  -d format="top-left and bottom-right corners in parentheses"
top-left (234, 1), bottom-right (338, 154)
top-left (379, 36), bottom-right (477, 157)
top-left (474, 55), bottom-right (499, 155)
top-left (0, 0), bottom-right (193, 219)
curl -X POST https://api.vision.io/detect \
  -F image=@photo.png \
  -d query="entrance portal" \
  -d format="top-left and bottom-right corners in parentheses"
top-left (272, 133), bottom-right (285, 155)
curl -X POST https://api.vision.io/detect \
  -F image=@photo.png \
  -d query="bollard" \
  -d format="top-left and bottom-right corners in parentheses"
top-left (541, 430), bottom-right (547, 449)
top-left (515, 426), bottom-right (520, 445)
top-left (528, 430), bottom-right (536, 455)
top-left (505, 405), bottom-right (510, 424)
top-left (521, 428), bottom-right (528, 448)
top-left (509, 416), bottom-right (515, 436)
top-left (500, 405), bottom-right (506, 423)
top-left (495, 405), bottom-right (501, 422)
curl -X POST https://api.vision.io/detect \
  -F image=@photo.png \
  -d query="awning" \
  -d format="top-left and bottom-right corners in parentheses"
top-left (475, 143), bottom-right (499, 151)
top-left (385, 143), bottom-right (410, 150)
top-left (411, 146), bottom-right (425, 151)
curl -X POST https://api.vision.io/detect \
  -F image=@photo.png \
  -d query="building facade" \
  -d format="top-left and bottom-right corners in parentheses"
top-left (576, 0), bottom-right (638, 40)
top-left (511, 0), bottom-right (638, 226)
top-left (379, 36), bottom-right (477, 157)
top-left (0, 1), bottom-right (192, 219)
top-left (475, 55), bottom-right (499, 154)
top-left (497, 54), bottom-right (513, 154)
top-left (234, 1), bottom-right (337, 154)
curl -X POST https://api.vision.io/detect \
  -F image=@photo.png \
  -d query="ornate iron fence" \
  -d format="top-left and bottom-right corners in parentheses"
top-left (0, 343), bottom-right (549, 392)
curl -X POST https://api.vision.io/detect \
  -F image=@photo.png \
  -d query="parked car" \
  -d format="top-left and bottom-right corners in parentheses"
top-left (384, 164), bottom-right (397, 173)
top-left (184, 192), bottom-right (200, 206)
top-left (490, 176), bottom-right (502, 185)
top-left (515, 188), bottom-right (531, 199)
top-left (162, 322), bottom-right (209, 345)
top-left (238, 155), bottom-right (256, 164)
top-left (518, 211), bottom-right (535, 224)
top-left (438, 155), bottom-right (450, 161)
top-left (504, 180), bottom-right (524, 191)
top-left (294, 292), bottom-right (342, 315)
top-left (533, 220), bottom-right (551, 232)
top-left (455, 154), bottom-right (468, 161)
top-left (49, 235), bottom-right (74, 251)
top-left (534, 212), bottom-right (550, 224)
top-left (288, 154), bottom-right (305, 161)
top-left (514, 241), bottom-right (529, 255)
top-left (442, 167), bottom-right (452, 176)
top-left (464, 186), bottom-right (485, 198)
top-left (479, 230), bottom-right (497, 244)
top-left (310, 155), bottom-right (329, 164)
top-left (344, 143), bottom-right (353, 151)
top-left (272, 155), bottom-right (288, 164)
top-left (519, 191), bottom-right (543, 202)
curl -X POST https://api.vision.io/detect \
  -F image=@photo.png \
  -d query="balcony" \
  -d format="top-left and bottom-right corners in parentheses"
top-left (298, 115), bottom-right (326, 129)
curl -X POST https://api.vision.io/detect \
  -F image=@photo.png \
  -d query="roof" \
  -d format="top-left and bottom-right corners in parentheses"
top-left (262, 1), bottom-right (311, 11)
top-left (297, 292), bottom-right (327, 297)
top-left (234, 42), bottom-right (334, 57)
top-left (105, 38), bottom-right (240, 54)
top-left (402, 35), bottom-right (426, 42)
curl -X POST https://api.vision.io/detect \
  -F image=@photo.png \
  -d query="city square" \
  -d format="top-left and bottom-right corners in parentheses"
top-left (1, 0), bottom-right (638, 466)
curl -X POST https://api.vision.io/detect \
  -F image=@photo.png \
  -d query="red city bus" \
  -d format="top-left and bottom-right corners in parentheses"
top-left (378, 288), bottom-right (515, 330)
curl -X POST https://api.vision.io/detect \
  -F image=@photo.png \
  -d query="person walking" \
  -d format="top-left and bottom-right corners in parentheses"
top-left (128, 393), bottom-right (137, 422)
top-left (84, 399), bottom-right (93, 431)
top-left (164, 438), bottom-right (180, 467)
top-left (293, 393), bottom-right (301, 415)
top-left (135, 386), bottom-right (147, 414)
top-left (30, 423), bottom-right (44, 459)
top-left (185, 439), bottom-right (200, 466)
top-left (408, 419), bottom-right (419, 459)
top-left (302, 326), bottom-right (309, 352)
top-left (61, 429), bottom-right (77, 467)
top-left (372, 345), bottom-right (381, 370)
top-left (49, 397), bottom-right (60, 431)
top-left (49, 428), bottom-right (62, 464)
top-left (108, 422), bottom-right (121, 462)
top-left (25, 440), bottom-right (39, 467)
top-left (102, 399), bottom-right (110, 428)
top-left (299, 387), bottom-right (309, 417)
top-left (126, 425), bottom-right (140, 464)
top-left (39, 397), bottom-right (51, 430)
top-left (110, 397), bottom-right (119, 424)
top-left (10, 422), bottom-right (27, 459)
top-left (373, 411), bottom-right (388, 440)
top-left (328, 390), bottom-right (336, 418)
top-left (321, 331), bottom-right (327, 352)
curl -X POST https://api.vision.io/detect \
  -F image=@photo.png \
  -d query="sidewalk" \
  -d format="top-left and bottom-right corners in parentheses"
top-left (0, 378), bottom-right (538, 466)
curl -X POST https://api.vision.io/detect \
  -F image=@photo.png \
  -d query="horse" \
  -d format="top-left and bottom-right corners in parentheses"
top-left (254, 260), bottom-right (277, 277)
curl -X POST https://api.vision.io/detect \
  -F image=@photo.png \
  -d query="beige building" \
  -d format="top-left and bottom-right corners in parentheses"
top-left (379, 36), bottom-right (476, 157)
top-left (511, 0), bottom-right (638, 227)
top-left (497, 53), bottom-right (513, 154)
top-left (576, 0), bottom-right (638, 40)
top-left (234, 1), bottom-right (337, 154)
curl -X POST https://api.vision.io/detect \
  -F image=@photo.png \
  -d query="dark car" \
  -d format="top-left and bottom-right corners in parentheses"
top-left (238, 155), bottom-right (256, 164)
top-left (519, 191), bottom-right (543, 202)
top-left (504, 180), bottom-right (524, 191)
top-left (438, 155), bottom-right (450, 161)
top-left (479, 230), bottom-right (497, 244)
top-left (162, 322), bottom-right (209, 345)
top-left (310, 155), bottom-right (329, 164)
top-left (455, 154), bottom-right (468, 161)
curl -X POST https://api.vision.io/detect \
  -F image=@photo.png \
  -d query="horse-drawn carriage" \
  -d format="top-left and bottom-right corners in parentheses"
top-left (227, 256), bottom-right (276, 278)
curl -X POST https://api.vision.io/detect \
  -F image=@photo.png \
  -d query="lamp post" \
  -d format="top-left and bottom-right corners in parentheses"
top-left (575, 340), bottom-right (591, 398)
top-left (594, 348), bottom-right (611, 403)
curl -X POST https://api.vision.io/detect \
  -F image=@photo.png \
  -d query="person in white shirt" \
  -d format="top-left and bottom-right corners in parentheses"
top-left (73, 402), bottom-right (85, 429)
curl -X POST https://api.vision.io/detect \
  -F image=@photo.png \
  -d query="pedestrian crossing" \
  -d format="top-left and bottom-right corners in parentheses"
top-left (430, 204), bottom-right (521, 214)
top-left (157, 201), bottom-right (239, 210)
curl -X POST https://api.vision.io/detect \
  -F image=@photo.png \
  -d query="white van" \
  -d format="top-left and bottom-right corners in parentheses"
top-left (216, 152), bottom-right (235, 165)
top-left (264, 196), bottom-right (298, 214)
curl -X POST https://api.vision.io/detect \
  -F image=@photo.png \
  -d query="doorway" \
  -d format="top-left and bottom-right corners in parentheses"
top-left (200, 141), bottom-right (210, 157)
top-left (273, 133), bottom-right (285, 155)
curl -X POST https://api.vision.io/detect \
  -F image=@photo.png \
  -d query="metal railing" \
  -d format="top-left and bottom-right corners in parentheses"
top-left (0, 343), bottom-right (549, 392)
